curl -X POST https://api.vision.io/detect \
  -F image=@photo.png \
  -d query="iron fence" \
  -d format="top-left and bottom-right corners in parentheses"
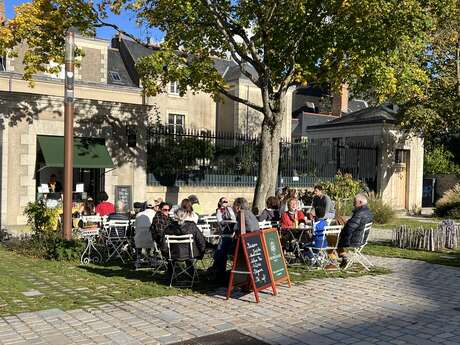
top-left (146, 127), bottom-right (378, 189)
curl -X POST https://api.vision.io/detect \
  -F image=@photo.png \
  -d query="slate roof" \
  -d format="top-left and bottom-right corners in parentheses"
top-left (292, 113), bottom-right (337, 137)
top-left (122, 38), bottom-right (158, 61)
top-left (107, 48), bottom-right (137, 87)
top-left (307, 105), bottom-right (398, 129)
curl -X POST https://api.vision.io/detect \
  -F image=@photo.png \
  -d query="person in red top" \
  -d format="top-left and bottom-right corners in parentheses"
top-left (95, 191), bottom-right (115, 216)
top-left (280, 198), bottom-right (306, 229)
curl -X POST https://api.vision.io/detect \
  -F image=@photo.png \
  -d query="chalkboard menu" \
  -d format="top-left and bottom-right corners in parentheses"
top-left (114, 185), bottom-right (132, 213)
top-left (262, 229), bottom-right (291, 286)
top-left (243, 232), bottom-right (271, 290)
top-left (226, 232), bottom-right (277, 303)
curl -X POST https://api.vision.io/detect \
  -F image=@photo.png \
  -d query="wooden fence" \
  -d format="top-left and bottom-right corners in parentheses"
top-left (392, 221), bottom-right (460, 251)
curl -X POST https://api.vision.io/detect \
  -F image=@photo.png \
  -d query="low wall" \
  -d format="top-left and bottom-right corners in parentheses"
top-left (145, 186), bottom-right (256, 214)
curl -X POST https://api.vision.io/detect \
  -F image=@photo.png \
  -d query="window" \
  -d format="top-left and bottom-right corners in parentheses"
top-left (109, 71), bottom-right (122, 83)
top-left (169, 81), bottom-right (180, 95)
top-left (167, 113), bottom-right (185, 134)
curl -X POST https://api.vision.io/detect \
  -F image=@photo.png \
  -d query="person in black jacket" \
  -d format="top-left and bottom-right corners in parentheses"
top-left (258, 196), bottom-right (281, 222)
top-left (161, 208), bottom-right (206, 272)
top-left (338, 193), bottom-right (373, 268)
top-left (150, 202), bottom-right (171, 247)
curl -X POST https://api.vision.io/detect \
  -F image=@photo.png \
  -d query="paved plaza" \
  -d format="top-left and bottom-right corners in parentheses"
top-left (0, 256), bottom-right (459, 345)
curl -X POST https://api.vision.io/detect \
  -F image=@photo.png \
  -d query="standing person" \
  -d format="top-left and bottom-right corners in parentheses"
top-left (337, 194), bottom-right (373, 268)
top-left (258, 196), bottom-right (281, 222)
top-left (180, 198), bottom-right (199, 223)
top-left (209, 197), bottom-right (259, 282)
top-left (134, 200), bottom-right (157, 268)
top-left (280, 198), bottom-right (306, 229)
top-left (150, 202), bottom-right (171, 247)
top-left (312, 185), bottom-right (335, 219)
top-left (48, 174), bottom-right (63, 193)
top-left (95, 191), bottom-right (115, 216)
top-left (188, 195), bottom-right (204, 216)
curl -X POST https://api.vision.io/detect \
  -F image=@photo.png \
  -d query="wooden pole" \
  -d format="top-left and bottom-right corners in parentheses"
top-left (63, 31), bottom-right (75, 241)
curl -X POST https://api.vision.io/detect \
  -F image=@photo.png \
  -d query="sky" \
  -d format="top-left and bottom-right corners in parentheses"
top-left (5, 0), bottom-right (164, 43)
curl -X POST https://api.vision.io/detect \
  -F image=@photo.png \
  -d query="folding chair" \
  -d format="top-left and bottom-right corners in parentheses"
top-left (258, 220), bottom-right (273, 230)
top-left (343, 222), bottom-right (374, 271)
top-left (165, 234), bottom-right (198, 288)
top-left (151, 242), bottom-right (169, 276)
top-left (305, 225), bottom-right (342, 270)
top-left (201, 215), bottom-right (218, 224)
top-left (104, 219), bottom-right (132, 263)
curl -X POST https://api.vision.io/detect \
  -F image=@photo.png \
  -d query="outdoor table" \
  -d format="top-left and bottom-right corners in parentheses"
top-left (79, 227), bottom-right (103, 265)
top-left (279, 226), bottom-right (312, 264)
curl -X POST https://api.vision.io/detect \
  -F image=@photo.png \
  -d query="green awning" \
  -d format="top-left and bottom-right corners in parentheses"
top-left (37, 135), bottom-right (114, 169)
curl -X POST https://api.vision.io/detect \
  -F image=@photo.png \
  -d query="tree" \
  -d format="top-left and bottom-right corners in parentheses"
top-left (0, 0), bottom-right (452, 210)
top-left (399, 1), bottom-right (460, 145)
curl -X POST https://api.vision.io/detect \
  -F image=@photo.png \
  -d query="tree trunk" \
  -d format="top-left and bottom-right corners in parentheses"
top-left (456, 34), bottom-right (460, 98)
top-left (253, 94), bottom-right (285, 213)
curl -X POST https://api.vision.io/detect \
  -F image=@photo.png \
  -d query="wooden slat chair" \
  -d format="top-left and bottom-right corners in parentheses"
top-left (258, 221), bottom-right (273, 230)
top-left (343, 222), bottom-right (374, 271)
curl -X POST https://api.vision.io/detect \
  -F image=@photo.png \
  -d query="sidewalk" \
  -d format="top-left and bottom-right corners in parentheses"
top-left (0, 256), bottom-right (459, 345)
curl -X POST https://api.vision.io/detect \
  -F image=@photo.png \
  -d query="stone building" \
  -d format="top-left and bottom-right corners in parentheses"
top-left (0, 29), bottom-right (293, 230)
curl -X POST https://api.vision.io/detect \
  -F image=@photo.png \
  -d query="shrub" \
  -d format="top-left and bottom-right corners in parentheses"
top-left (435, 184), bottom-right (460, 218)
top-left (368, 195), bottom-right (395, 224)
top-left (320, 172), bottom-right (364, 201)
top-left (424, 145), bottom-right (460, 175)
top-left (23, 200), bottom-right (60, 235)
top-left (8, 232), bottom-right (85, 261)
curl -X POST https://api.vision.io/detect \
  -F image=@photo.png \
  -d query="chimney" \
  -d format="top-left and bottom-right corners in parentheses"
top-left (0, 0), bottom-right (5, 24)
top-left (331, 84), bottom-right (349, 116)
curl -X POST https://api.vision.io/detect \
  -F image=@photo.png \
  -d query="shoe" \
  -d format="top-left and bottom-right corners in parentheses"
top-left (339, 258), bottom-right (348, 269)
top-left (324, 264), bottom-right (337, 270)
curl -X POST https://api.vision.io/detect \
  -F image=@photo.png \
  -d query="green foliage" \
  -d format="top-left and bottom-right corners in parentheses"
top-left (320, 172), bottom-right (364, 201)
top-left (368, 195), bottom-right (395, 224)
top-left (435, 184), bottom-right (460, 218)
top-left (424, 145), bottom-right (460, 175)
top-left (148, 135), bottom-right (214, 186)
top-left (8, 232), bottom-right (85, 261)
top-left (23, 200), bottom-right (60, 235)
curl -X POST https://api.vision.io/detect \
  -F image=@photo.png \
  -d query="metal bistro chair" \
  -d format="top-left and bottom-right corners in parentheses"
top-left (104, 219), bottom-right (132, 263)
top-left (165, 234), bottom-right (198, 288)
top-left (343, 222), bottom-right (374, 271)
top-left (305, 225), bottom-right (342, 270)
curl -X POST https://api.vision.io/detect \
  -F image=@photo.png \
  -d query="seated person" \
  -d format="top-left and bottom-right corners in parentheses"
top-left (161, 208), bottom-right (206, 273)
top-left (280, 198), bottom-right (306, 229)
top-left (311, 185), bottom-right (335, 219)
top-left (134, 200), bottom-right (157, 267)
top-left (303, 207), bottom-right (327, 256)
top-left (180, 198), bottom-right (199, 223)
top-left (150, 202), bottom-right (171, 247)
top-left (337, 193), bottom-right (373, 268)
top-left (216, 197), bottom-right (236, 233)
top-left (209, 197), bottom-right (260, 282)
top-left (258, 196), bottom-right (281, 222)
top-left (188, 195), bottom-right (204, 216)
top-left (95, 191), bottom-right (115, 216)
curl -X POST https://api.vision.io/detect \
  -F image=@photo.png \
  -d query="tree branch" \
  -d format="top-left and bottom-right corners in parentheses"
top-left (216, 84), bottom-right (264, 113)
top-left (94, 18), bottom-right (152, 50)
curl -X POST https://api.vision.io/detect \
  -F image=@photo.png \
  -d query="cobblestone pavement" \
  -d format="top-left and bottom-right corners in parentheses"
top-left (0, 256), bottom-right (459, 345)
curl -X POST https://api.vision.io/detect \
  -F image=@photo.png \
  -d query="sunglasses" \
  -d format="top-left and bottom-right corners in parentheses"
top-left (222, 200), bottom-right (228, 204)
top-left (162, 208), bottom-right (170, 211)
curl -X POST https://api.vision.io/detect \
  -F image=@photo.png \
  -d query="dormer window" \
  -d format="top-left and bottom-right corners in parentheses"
top-left (109, 70), bottom-right (122, 84)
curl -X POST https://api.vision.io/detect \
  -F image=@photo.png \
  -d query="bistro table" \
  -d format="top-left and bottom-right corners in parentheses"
top-left (79, 227), bottom-right (103, 265)
top-left (279, 225), bottom-right (312, 265)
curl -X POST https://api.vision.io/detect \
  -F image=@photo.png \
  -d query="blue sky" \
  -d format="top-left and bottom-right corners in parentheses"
top-left (5, 0), bottom-right (163, 43)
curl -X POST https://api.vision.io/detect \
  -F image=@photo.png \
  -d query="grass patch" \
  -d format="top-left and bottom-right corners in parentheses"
top-left (288, 265), bottom-right (390, 282)
top-left (376, 218), bottom-right (440, 230)
top-left (0, 244), bottom-right (389, 316)
top-left (364, 242), bottom-right (460, 267)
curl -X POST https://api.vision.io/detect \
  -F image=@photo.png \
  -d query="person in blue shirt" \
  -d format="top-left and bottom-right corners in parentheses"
top-left (304, 206), bottom-right (327, 259)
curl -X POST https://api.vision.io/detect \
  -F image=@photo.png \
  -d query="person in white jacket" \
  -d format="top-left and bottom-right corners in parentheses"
top-left (134, 200), bottom-right (157, 268)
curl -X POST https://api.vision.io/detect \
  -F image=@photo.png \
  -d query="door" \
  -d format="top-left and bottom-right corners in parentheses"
top-left (393, 150), bottom-right (409, 209)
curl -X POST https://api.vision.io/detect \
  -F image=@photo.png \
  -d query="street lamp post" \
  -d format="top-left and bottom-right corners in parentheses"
top-left (63, 31), bottom-right (75, 241)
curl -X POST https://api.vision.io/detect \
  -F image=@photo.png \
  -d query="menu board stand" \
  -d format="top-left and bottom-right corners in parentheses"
top-left (262, 228), bottom-right (291, 288)
top-left (226, 232), bottom-right (277, 303)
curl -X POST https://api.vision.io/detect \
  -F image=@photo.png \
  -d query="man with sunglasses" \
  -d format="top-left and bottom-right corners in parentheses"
top-left (150, 202), bottom-right (171, 247)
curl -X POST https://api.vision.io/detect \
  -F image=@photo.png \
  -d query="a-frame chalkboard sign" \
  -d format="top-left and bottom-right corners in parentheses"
top-left (262, 228), bottom-right (291, 287)
top-left (226, 231), bottom-right (277, 303)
